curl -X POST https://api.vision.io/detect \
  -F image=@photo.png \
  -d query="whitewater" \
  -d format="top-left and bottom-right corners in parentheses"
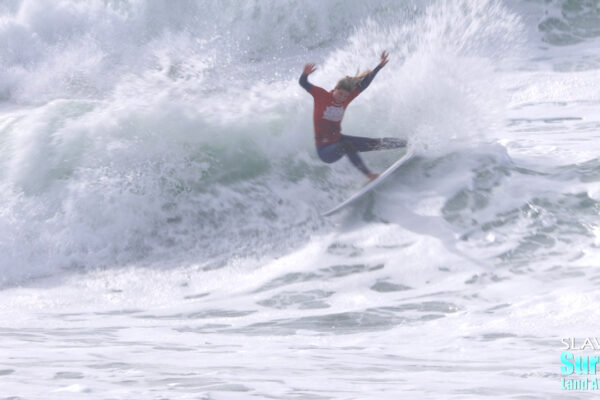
top-left (1, 0), bottom-right (600, 398)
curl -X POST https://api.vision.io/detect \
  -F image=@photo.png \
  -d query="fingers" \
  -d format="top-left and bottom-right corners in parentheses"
top-left (303, 63), bottom-right (317, 74)
top-left (379, 51), bottom-right (389, 67)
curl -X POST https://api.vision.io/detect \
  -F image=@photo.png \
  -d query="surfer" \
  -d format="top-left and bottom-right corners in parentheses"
top-left (299, 51), bottom-right (406, 181)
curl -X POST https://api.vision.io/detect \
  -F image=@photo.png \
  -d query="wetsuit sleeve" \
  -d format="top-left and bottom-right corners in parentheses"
top-left (299, 74), bottom-right (329, 99)
top-left (344, 64), bottom-right (384, 105)
top-left (358, 64), bottom-right (383, 92)
top-left (299, 73), bottom-right (313, 92)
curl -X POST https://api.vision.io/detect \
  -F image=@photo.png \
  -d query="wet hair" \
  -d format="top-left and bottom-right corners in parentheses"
top-left (335, 70), bottom-right (371, 92)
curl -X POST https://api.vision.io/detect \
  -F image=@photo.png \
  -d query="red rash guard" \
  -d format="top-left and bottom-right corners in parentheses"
top-left (299, 64), bottom-right (382, 146)
top-left (306, 86), bottom-right (360, 146)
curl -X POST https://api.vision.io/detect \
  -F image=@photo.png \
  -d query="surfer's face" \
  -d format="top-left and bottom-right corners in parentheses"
top-left (332, 88), bottom-right (351, 103)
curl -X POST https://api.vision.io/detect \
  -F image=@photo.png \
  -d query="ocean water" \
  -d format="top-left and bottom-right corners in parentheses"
top-left (1, 0), bottom-right (600, 398)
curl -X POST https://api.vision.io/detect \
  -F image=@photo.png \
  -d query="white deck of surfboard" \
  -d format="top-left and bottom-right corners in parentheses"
top-left (321, 150), bottom-right (413, 217)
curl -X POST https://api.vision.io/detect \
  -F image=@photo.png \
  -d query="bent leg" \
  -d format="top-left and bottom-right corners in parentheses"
top-left (333, 139), bottom-right (371, 176)
top-left (317, 141), bottom-right (372, 176)
top-left (346, 152), bottom-right (371, 176)
top-left (339, 135), bottom-right (381, 152)
top-left (380, 137), bottom-right (407, 149)
top-left (341, 134), bottom-right (406, 152)
top-left (316, 142), bottom-right (345, 164)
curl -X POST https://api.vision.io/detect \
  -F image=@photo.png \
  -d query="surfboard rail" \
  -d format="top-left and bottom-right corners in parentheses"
top-left (321, 150), bottom-right (413, 217)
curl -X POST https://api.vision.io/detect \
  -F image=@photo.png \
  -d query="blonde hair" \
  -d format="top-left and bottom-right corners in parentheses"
top-left (335, 70), bottom-right (371, 92)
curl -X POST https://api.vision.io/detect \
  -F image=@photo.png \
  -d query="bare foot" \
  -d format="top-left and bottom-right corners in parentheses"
top-left (367, 172), bottom-right (379, 181)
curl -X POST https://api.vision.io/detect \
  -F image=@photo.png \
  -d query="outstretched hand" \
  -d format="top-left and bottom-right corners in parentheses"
top-left (378, 51), bottom-right (389, 68)
top-left (303, 63), bottom-right (317, 75)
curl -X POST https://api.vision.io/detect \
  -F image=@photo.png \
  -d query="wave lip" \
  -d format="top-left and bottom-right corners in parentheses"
top-left (0, 0), bottom-right (593, 286)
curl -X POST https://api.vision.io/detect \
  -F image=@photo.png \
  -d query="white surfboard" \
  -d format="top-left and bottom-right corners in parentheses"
top-left (321, 150), bottom-right (413, 217)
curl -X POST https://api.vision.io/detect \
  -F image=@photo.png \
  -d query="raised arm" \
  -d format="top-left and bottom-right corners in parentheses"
top-left (299, 63), bottom-right (316, 92)
top-left (358, 51), bottom-right (389, 92)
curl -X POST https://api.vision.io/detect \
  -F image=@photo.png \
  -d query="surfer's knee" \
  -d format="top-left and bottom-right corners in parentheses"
top-left (319, 156), bottom-right (337, 164)
top-left (317, 145), bottom-right (343, 163)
